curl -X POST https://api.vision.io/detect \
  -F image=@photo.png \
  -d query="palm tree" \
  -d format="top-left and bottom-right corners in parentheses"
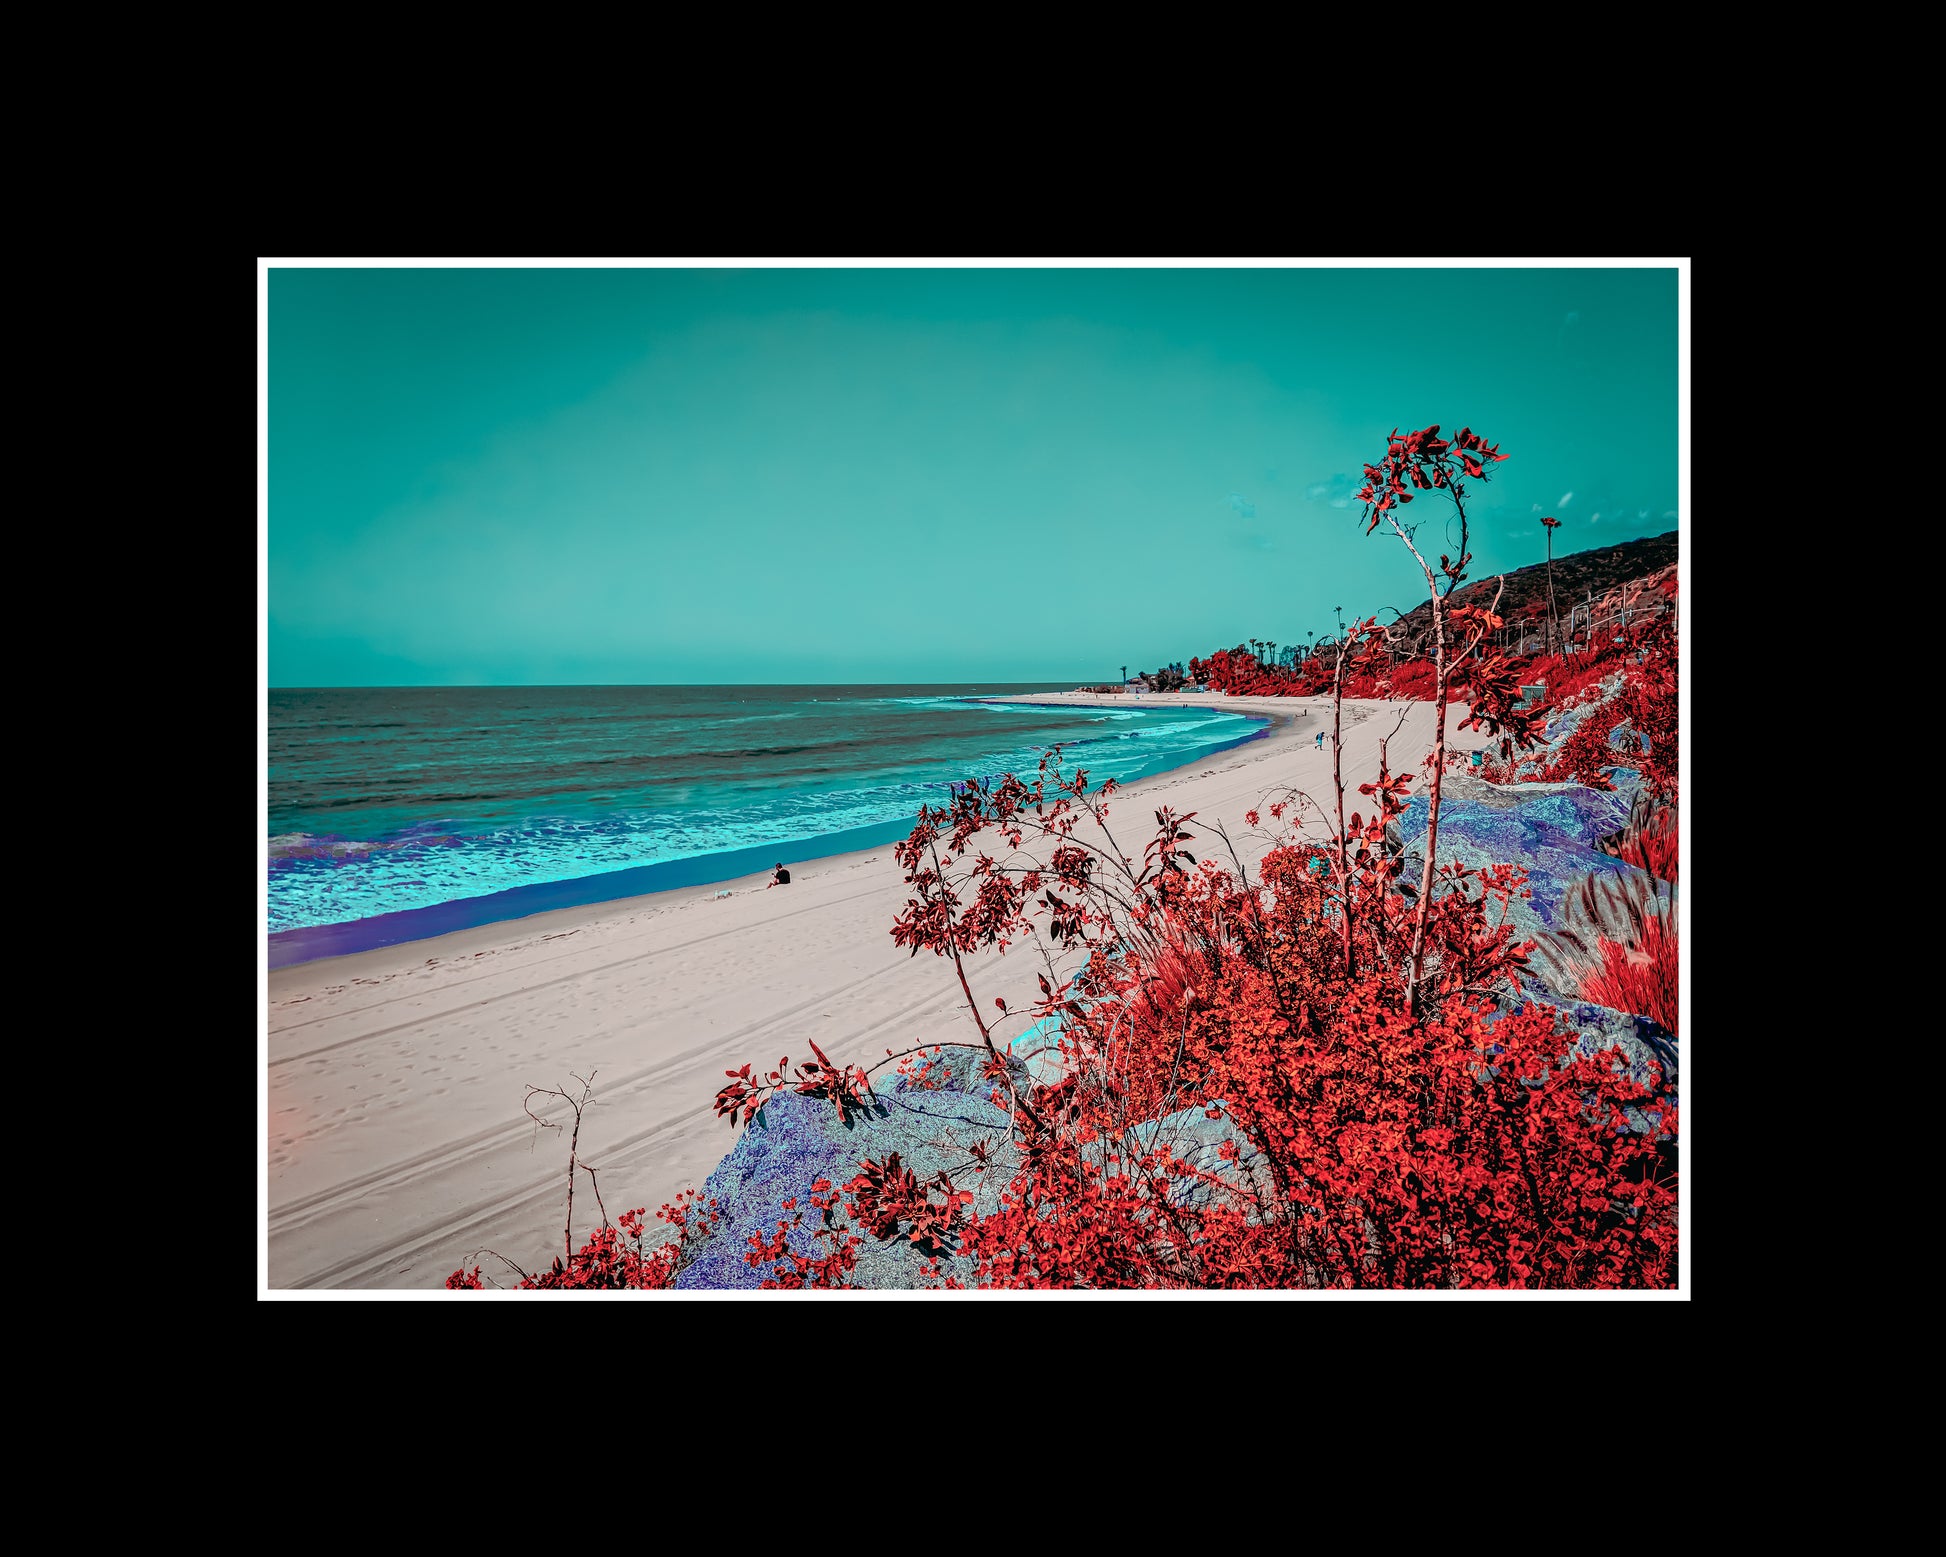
top-left (1540, 517), bottom-right (1562, 656)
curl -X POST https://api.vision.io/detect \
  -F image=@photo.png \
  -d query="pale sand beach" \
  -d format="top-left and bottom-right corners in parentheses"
top-left (266, 693), bottom-right (1487, 1289)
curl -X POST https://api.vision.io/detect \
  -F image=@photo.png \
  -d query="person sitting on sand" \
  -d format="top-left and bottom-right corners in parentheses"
top-left (768, 863), bottom-right (791, 888)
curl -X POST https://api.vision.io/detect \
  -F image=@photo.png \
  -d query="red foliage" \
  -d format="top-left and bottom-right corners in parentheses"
top-left (1578, 916), bottom-right (1679, 1036)
top-left (1186, 644), bottom-right (1457, 703)
top-left (698, 425), bottom-right (1680, 1292)
top-left (1508, 607), bottom-right (1679, 800)
top-left (719, 729), bottom-right (1675, 1288)
top-left (716, 1037), bottom-right (878, 1129)
top-left (1534, 871), bottom-right (1679, 1037)
top-left (954, 981), bottom-right (1672, 1289)
top-left (847, 1153), bottom-right (973, 1258)
top-left (744, 1179), bottom-right (864, 1288)
top-left (1617, 804), bottom-right (1678, 887)
top-left (445, 1190), bottom-right (720, 1290)
top-left (702, 425), bottom-right (1677, 1289)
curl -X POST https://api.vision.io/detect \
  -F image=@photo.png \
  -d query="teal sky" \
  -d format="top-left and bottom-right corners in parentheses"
top-left (268, 267), bottom-right (1678, 686)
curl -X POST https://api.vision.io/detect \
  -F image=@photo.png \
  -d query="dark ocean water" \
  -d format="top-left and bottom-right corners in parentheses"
top-left (268, 685), bottom-right (1265, 961)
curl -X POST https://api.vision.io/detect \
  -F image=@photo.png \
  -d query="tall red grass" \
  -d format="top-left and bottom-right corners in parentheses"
top-left (1578, 912), bottom-right (1678, 1035)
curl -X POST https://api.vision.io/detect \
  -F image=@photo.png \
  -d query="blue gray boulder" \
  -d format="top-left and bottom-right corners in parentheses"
top-left (1398, 771), bottom-right (1648, 947)
top-left (672, 1045), bottom-right (1022, 1290)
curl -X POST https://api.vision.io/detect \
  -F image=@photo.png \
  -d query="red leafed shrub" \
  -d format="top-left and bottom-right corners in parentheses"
top-left (446, 1190), bottom-right (719, 1289)
top-left (1612, 614), bottom-right (1678, 801)
top-left (1530, 710), bottom-right (1627, 793)
top-left (1185, 645), bottom-right (1463, 704)
top-left (704, 424), bottom-right (1676, 1290)
top-left (475, 423), bottom-right (1679, 1293)
top-left (722, 737), bottom-right (1675, 1287)
top-left (1512, 651), bottom-right (1626, 711)
top-left (716, 1037), bottom-right (878, 1129)
top-left (954, 982), bottom-right (1672, 1289)
top-left (840, 757), bottom-right (1674, 1286)
top-left (1373, 658), bottom-right (1438, 700)
top-left (1507, 601), bottom-right (1679, 800)
top-left (1126, 933), bottom-right (1215, 1047)
top-left (847, 1153), bottom-right (973, 1258)
top-left (744, 1178), bottom-right (865, 1288)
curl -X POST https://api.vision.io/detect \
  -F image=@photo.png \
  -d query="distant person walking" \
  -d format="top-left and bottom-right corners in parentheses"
top-left (768, 863), bottom-right (791, 888)
top-left (1315, 732), bottom-right (1325, 751)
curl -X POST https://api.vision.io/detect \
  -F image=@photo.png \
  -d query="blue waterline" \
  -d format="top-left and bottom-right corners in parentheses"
top-left (268, 687), bottom-right (1269, 969)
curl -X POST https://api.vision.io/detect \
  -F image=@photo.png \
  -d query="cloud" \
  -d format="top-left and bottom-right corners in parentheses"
top-left (1563, 311), bottom-right (1581, 328)
top-left (1227, 492), bottom-right (1256, 518)
top-left (1558, 491), bottom-right (1574, 507)
top-left (1662, 510), bottom-right (1678, 520)
top-left (1531, 503), bottom-right (1543, 512)
top-left (1306, 474), bottom-right (1358, 510)
top-left (1590, 513), bottom-right (1601, 523)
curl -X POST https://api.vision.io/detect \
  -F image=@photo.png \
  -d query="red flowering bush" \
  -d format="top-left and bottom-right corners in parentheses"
top-left (702, 423), bottom-right (1676, 1291)
top-left (722, 736), bottom-right (1674, 1287)
top-left (456, 423), bottom-right (1679, 1292)
top-left (1498, 607), bottom-right (1679, 802)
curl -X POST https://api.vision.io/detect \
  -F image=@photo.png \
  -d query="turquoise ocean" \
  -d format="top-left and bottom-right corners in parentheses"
top-left (268, 685), bottom-right (1266, 966)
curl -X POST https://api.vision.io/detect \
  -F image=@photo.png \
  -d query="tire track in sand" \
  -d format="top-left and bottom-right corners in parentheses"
top-left (269, 883), bottom-right (894, 1066)
top-left (280, 971), bottom-right (959, 1287)
top-left (270, 951), bottom-right (951, 1242)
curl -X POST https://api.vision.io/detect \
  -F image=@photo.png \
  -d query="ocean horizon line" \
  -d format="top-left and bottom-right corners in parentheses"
top-left (266, 679), bottom-right (1100, 692)
top-left (267, 707), bottom-right (1271, 970)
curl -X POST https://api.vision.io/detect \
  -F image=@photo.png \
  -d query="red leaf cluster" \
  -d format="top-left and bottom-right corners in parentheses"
top-left (847, 1152), bottom-right (973, 1258)
top-left (716, 1036), bottom-right (877, 1130)
top-left (744, 1178), bottom-right (864, 1289)
top-left (444, 1190), bottom-right (720, 1290)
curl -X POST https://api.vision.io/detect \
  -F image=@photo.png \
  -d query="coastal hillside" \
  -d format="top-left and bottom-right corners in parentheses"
top-left (1176, 529), bottom-right (1677, 696)
top-left (1392, 530), bottom-right (1677, 652)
